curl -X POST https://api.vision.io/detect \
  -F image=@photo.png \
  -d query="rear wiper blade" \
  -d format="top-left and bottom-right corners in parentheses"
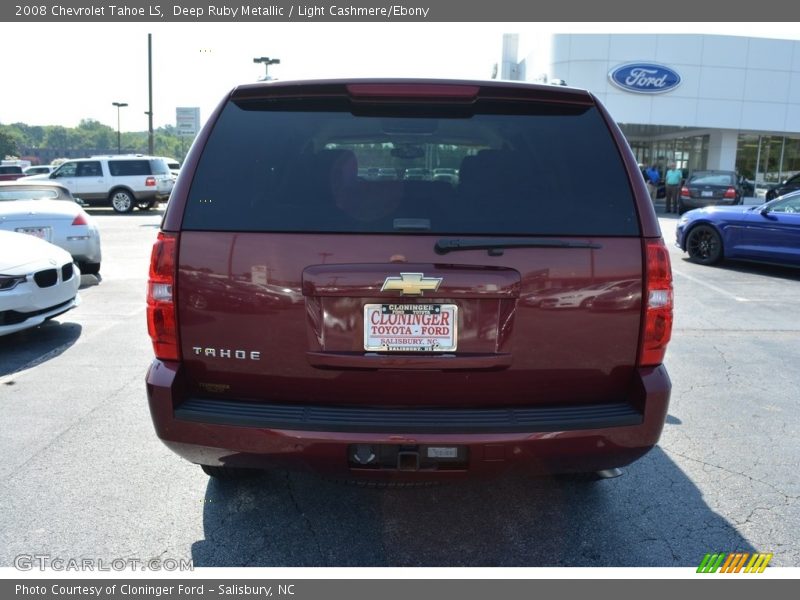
top-left (435, 237), bottom-right (602, 255)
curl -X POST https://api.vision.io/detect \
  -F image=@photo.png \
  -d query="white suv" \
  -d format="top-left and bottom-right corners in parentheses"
top-left (23, 156), bottom-right (174, 213)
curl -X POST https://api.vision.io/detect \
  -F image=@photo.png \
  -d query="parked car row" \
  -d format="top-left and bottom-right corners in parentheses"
top-left (0, 180), bottom-right (107, 337)
top-left (21, 155), bottom-right (178, 213)
top-left (357, 166), bottom-right (460, 183)
top-left (0, 181), bottom-right (101, 275)
top-left (528, 279), bottom-right (641, 311)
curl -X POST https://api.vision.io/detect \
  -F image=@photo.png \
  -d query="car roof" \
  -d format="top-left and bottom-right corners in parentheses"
top-left (690, 170), bottom-right (736, 175)
top-left (0, 180), bottom-right (71, 191)
top-left (229, 77), bottom-right (595, 105)
top-left (84, 155), bottom-right (162, 161)
top-left (769, 189), bottom-right (800, 201)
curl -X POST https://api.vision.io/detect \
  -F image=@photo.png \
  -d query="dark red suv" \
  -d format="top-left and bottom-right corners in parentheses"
top-left (146, 79), bottom-right (673, 482)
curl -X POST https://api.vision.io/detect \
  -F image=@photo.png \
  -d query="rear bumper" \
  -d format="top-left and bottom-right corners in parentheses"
top-left (680, 196), bottom-right (740, 210)
top-left (59, 230), bottom-right (102, 264)
top-left (146, 361), bottom-right (671, 479)
top-left (136, 190), bottom-right (171, 202)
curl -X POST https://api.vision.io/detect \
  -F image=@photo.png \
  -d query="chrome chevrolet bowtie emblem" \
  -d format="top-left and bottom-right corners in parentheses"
top-left (381, 272), bottom-right (443, 296)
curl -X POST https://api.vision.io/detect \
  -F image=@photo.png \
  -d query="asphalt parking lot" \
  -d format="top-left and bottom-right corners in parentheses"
top-left (0, 207), bottom-right (798, 568)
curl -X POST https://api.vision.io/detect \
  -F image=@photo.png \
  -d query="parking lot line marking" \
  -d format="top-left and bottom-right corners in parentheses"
top-left (0, 342), bottom-right (76, 385)
top-left (0, 306), bottom-right (145, 385)
top-left (672, 269), bottom-right (750, 302)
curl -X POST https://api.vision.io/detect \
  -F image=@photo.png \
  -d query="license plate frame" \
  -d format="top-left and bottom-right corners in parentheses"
top-left (701, 190), bottom-right (714, 198)
top-left (363, 303), bottom-right (458, 352)
top-left (16, 226), bottom-right (51, 241)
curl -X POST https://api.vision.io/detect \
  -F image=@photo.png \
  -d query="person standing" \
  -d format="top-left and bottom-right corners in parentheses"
top-left (645, 164), bottom-right (661, 202)
top-left (664, 162), bottom-right (683, 213)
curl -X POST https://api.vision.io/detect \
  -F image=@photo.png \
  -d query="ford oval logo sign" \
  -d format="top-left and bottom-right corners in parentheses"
top-left (609, 63), bottom-right (681, 94)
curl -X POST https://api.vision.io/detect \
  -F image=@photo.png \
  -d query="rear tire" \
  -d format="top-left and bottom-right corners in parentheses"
top-left (110, 190), bottom-right (134, 214)
top-left (200, 464), bottom-right (259, 480)
top-left (79, 262), bottom-right (101, 276)
top-left (686, 224), bottom-right (723, 265)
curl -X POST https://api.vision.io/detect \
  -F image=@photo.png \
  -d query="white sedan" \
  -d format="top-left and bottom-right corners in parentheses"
top-left (0, 230), bottom-right (81, 337)
top-left (0, 181), bottom-right (101, 275)
top-left (23, 165), bottom-right (56, 177)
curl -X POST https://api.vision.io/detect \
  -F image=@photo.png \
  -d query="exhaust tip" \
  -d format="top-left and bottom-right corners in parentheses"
top-left (595, 468), bottom-right (623, 479)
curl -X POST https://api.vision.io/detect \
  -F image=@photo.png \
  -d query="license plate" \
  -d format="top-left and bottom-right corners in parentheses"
top-left (364, 303), bottom-right (457, 352)
top-left (701, 190), bottom-right (714, 197)
top-left (427, 447), bottom-right (459, 459)
top-left (16, 227), bottom-right (51, 241)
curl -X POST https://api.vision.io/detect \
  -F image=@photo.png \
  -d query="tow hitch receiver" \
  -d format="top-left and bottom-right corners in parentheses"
top-left (348, 444), bottom-right (467, 471)
top-left (397, 451), bottom-right (420, 471)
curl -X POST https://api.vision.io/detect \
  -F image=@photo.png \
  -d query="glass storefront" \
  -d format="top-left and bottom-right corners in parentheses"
top-left (736, 134), bottom-right (800, 185)
top-left (620, 125), bottom-right (800, 193)
top-left (627, 135), bottom-right (708, 173)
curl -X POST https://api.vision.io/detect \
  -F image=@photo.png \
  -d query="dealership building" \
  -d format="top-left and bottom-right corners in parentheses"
top-left (501, 33), bottom-right (800, 187)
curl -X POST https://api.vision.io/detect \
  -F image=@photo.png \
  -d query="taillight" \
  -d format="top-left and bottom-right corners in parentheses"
top-left (724, 187), bottom-right (737, 199)
top-left (680, 186), bottom-right (690, 198)
top-left (639, 238), bottom-right (673, 367)
top-left (71, 212), bottom-right (88, 226)
top-left (145, 176), bottom-right (156, 187)
top-left (147, 232), bottom-right (180, 360)
top-left (347, 83), bottom-right (479, 100)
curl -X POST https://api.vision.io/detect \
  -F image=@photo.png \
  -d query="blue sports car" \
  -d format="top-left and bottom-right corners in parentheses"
top-left (676, 191), bottom-right (800, 267)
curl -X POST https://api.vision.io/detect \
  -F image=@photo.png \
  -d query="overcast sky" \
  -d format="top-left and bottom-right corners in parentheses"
top-left (1, 22), bottom-right (799, 132)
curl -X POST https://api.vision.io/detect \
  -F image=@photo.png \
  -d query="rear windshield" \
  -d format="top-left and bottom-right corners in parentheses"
top-left (183, 97), bottom-right (639, 236)
top-left (689, 172), bottom-right (735, 186)
top-left (0, 189), bottom-right (60, 200)
top-left (0, 166), bottom-right (23, 175)
top-left (149, 159), bottom-right (169, 175)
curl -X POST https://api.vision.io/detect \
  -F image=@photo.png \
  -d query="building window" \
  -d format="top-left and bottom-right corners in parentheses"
top-left (737, 135), bottom-right (800, 185)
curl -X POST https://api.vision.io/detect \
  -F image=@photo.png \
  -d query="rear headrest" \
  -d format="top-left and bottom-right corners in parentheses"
top-left (316, 149), bottom-right (358, 190)
top-left (458, 155), bottom-right (480, 187)
top-left (459, 150), bottom-right (506, 190)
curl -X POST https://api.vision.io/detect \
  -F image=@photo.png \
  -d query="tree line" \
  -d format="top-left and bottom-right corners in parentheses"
top-left (0, 119), bottom-right (193, 164)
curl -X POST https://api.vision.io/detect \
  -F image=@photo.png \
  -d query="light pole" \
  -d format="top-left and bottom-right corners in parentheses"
top-left (112, 101), bottom-right (128, 154)
top-left (253, 56), bottom-right (280, 81)
top-left (147, 33), bottom-right (154, 156)
top-left (144, 111), bottom-right (153, 155)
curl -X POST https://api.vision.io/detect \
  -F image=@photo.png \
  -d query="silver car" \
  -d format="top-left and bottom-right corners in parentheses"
top-left (0, 230), bottom-right (81, 337)
top-left (0, 181), bottom-right (102, 275)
